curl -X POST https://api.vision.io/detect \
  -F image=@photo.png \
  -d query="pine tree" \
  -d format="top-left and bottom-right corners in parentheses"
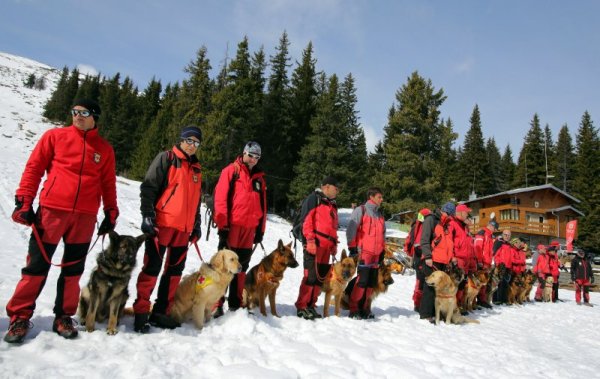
top-left (74, 74), bottom-right (101, 102)
top-left (24, 73), bottom-right (36, 88)
top-left (456, 105), bottom-right (491, 199)
top-left (500, 144), bottom-right (516, 192)
top-left (376, 71), bottom-right (446, 213)
top-left (43, 66), bottom-right (69, 121)
top-left (179, 46), bottom-right (213, 126)
top-left (513, 114), bottom-right (546, 187)
top-left (61, 68), bottom-right (80, 124)
top-left (432, 118), bottom-right (458, 201)
top-left (555, 124), bottom-right (574, 192)
top-left (486, 138), bottom-right (503, 194)
top-left (110, 77), bottom-right (140, 174)
top-left (543, 124), bottom-right (556, 185)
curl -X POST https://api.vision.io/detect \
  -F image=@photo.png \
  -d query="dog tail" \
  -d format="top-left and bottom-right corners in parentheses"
top-left (122, 307), bottom-right (135, 316)
top-left (241, 288), bottom-right (248, 308)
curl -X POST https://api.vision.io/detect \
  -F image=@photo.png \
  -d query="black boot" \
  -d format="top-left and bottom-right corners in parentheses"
top-left (134, 313), bottom-right (150, 333)
top-left (149, 312), bottom-right (180, 329)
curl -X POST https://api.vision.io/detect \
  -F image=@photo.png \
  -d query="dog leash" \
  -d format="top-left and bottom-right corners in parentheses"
top-left (191, 241), bottom-right (205, 263)
top-left (31, 224), bottom-right (100, 268)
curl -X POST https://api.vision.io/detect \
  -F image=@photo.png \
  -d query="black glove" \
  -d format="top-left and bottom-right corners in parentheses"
top-left (348, 247), bottom-right (359, 258)
top-left (11, 195), bottom-right (35, 226)
top-left (97, 208), bottom-right (119, 235)
top-left (253, 231), bottom-right (263, 244)
top-left (189, 227), bottom-right (201, 244)
top-left (141, 217), bottom-right (157, 237)
top-left (218, 229), bottom-right (229, 250)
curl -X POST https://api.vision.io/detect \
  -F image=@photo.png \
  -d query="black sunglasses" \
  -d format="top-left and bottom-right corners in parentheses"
top-left (182, 138), bottom-right (200, 147)
top-left (246, 152), bottom-right (260, 160)
top-left (71, 109), bottom-right (92, 117)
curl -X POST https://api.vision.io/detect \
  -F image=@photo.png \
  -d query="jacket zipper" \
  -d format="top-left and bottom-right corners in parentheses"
top-left (161, 183), bottom-right (179, 210)
top-left (72, 130), bottom-right (88, 212)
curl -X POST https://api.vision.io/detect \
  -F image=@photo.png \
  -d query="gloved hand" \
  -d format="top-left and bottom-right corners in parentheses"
top-left (253, 231), bottom-right (263, 244)
top-left (97, 208), bottom-right (119, 235)
top-left (425, 258), bottom-right (433, 267)
top-left (348, 247), bottom-right (359, 258)
top-left (306, 239), bottom-right (317, 255)
top-left (141, 217), bottom-right (157, 237)
top-left (218, 229), bottom-right (229, 250)
top-left (189, 227), bottom-right (201, 244)
top-left (11, 195), bottom-right (35, 226)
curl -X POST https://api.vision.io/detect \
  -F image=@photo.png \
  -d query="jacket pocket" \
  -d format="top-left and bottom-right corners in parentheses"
top-left (42, 176), bottom-right (57, 199)
top-left (161, 184), bottom-right (179, 210)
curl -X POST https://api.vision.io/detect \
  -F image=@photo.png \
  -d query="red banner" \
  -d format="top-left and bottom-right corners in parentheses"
top-left (565, 220), bottom-right (577, 252)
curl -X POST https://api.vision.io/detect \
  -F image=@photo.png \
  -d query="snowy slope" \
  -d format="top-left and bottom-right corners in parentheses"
top-left (0, 51), bottom-right (599, 378)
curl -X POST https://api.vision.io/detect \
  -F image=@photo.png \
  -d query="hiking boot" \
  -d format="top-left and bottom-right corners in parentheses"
top-left (296, 308), bottom-right (314, 320)
top-left (53, 316), bottom-right (78, 339)
top-left (149, 312), bottom-right (180, 329)
top-left (134, 313), bottom-right (150, 334)
top-left (3, 318), bottom-right (31, 344)
top-left (460, 309), bottom-right (469, 316)
top-left (361, 310), bottom-right (375, 319)
top-left (583, 302), bottom-right (594, 307)
top-left (348, 311), bottom-right (363, 320)
top-left (307, 307), bottom-right (322, 319)
top-left (479, 302), bottom-right (493, 309)
top-left (413, 306), bottom-right (420, 312)
top-left (212, 305), bottom-right (225, 319)
top-left (577, 301), bottom-right (582, 305)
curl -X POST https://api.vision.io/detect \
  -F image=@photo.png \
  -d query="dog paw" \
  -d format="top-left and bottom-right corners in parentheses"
top-left (86, 326), bottom-right (95, 333)
top-left (106, 328), bottom-right (118, 335)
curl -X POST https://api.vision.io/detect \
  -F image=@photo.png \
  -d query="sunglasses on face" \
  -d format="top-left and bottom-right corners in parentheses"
top-left (182, 138), bottom-right (200, 147)
top-left (246, 152), bottom-right (260, 160)
top-left (71, 109), bottom-right (92, 118)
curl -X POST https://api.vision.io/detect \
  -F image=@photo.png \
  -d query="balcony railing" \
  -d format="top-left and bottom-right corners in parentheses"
top-left (469, 220), bottom-right (557, 237)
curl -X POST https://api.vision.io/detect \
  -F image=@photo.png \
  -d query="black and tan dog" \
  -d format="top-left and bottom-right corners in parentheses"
top-left (518, 270), bottom-right (536, 303)
top-left (242, 240), bottom-right (299, 317)
top-left (507, 272), bottom-right (525, 305)
top-left (78, 231), bottom-right (146, 335)
top-left (341, 259), bottom-right (396, 312)
top-left (322, 250), bottom-right (357, 317)
top-left (486, 264), bottom-right (505, 305)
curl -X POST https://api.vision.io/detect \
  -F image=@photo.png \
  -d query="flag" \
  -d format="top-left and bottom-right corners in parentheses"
top-left (565, 220), bottom-right (577, 252)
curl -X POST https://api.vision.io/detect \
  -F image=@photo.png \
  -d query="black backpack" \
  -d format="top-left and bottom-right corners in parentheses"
top-left (291, 192), bottom-right (320, 244)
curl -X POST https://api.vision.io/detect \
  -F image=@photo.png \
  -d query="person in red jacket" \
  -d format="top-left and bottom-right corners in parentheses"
top-left (571, 249), bottom-right (594, 306)
top-left (133, 126), bottom-right (203, 333)
top-left (493, 230), bottom-right (513, 304)
top-left (473, 219), bottom-right (498, 308)
top-left (405, 208), bottom-right (431, 312)
top-left (450, 204), bottom-right (475, 311)
top-left (4, 99), bottom-right (118, 344)
top-left (510, 238), bottom-right (527, 275)
top-left (295, 176), bottom-right (339, 320)
top-left (346, 187), bottom-right (386, 319)
top-left (547, 248), bottom-right (561, 302)
top-left (533, 244), bottom-right (551, 301)
top-left (213, 141), bottom-right (267, 316)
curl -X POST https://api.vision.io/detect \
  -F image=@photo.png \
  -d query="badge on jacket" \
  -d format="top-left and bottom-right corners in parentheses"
top-left (93, 152), bottom-right (101, 164)
top-left (193, 175), bottom-right (198, 183)
top-left (253, 179), bottom-right (262, 192)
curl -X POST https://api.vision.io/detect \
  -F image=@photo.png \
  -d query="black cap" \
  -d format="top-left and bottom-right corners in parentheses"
top-left (73, 98), bottom-right (101, 121)
top-left (321, 176), bottom-right (338, 187)
top-left (180, 126), bottom-right (202, 141)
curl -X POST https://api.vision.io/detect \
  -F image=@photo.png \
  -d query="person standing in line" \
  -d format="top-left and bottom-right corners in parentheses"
top-left (570, 249), bottom-right (594, 306)
top-left (133, 126), bottom-right (203, 333)
top-left (473, 219), bottom-right (499, 308)
top-left (346, 187), bottom-right (386, 319)
top-left (295, 176), bottom-right (339, 320)
top-left (213, 141), bottom-right (267, 317)
top-left (4, 99), bottom-right (118, 343)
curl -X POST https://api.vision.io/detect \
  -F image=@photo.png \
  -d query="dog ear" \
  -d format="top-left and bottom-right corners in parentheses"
top-left (135, 234), bottom-right (147, 248)
top-left (109, 230), bottom-right (119, 244)
top-left (277, 239), bottom-right (284, 252)
top-left (341, 249), bottom-right (347, 260)
top-left (286, 241), bottom-right (292, 249)
top-left (212, 251), bottom-right (224, 270)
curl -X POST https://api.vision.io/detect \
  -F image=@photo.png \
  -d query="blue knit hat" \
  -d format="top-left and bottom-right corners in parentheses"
top-left (180, 126), bottom-right (202, 141)
top-left (441, 202), bottom-right (456, 216)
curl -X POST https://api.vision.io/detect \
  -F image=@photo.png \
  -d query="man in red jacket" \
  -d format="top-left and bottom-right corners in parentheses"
top-left (213, 141), bottom-right (267, 316)
top-left (133, 126), bottom-right (203, 332)
top-left (450, 204), bottom-right (475, 312)
top-left (4, 99), bottom-right (118, 343)
top-left (474, 219), bottom-right (498, 308)
top-left (533, 244), bottom-right (551, 301)
top-left (295, 176), bottom-right (339, 320)
top-left (493, 230), bottom-right (513, 304)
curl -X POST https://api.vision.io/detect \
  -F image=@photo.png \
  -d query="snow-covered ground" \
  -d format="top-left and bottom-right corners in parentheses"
top-left (0, 51), bottom-right (599, 378)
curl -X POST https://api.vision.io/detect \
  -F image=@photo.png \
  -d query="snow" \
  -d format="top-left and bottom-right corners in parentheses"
top-left (0, 51), bottom-right (599, 378)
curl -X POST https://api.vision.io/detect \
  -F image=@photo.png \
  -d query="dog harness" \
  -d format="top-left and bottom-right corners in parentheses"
top-left (196, 275), bottom-right (214, 292)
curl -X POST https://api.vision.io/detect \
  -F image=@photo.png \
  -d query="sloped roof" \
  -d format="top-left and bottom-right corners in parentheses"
top-left (463, 184), bottom-right (581, 204)
top-left (548, 205), bottom-right (585, 217)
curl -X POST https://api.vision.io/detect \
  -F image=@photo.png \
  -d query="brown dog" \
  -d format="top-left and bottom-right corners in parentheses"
top-left (507, 273), bottom-right (525, 305)
top-left (518, 270), bottom-right (536, 303)
top-left (543, 276), bottom-right (554, 302)
top-left (341, 259), bottom-right (396, 311)
top-left (243, 240), bottom-right (299, 317)
top-left (425, 270), bottom-right (480, 325)
top-left (486, 265), bottom-right (505, 305)
top-left (463, 270), bottom-right (489, 312)
top-left (170, 249), bottom-right (242, 329)
top-left (322, 250), bottom-right (357, 317)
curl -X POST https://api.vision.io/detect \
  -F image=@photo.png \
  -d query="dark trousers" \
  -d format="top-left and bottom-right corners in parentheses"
top-left (418, 262), bottom-right (447, 319)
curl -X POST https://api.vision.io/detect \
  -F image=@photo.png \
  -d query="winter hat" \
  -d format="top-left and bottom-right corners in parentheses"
top-left (72, 98), bottom-right (101, 121)
top-left (510, 237), bottom-right (522, 246)
top-left (576, 249), bottom-right (585, 257)
top-left (243, 141), bottom-right (261, 157)
top-left (488, 219), bottom-right (499, 230)
top-left (456, 204), bottom-right (472, 213)
top-left (321, 176), bottom-right (339, 187)
top-left (180, 126), bottom-right (202, 141)
top-left (441, 202), bottom-right (456, 216)
top-left (537, 244), bottom-right (546, 252)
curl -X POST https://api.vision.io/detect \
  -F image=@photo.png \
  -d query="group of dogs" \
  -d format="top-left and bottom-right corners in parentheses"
top-left (426, 264), bottom-right (543, 325)
top-left (78, 231), bottom-right (406, 334)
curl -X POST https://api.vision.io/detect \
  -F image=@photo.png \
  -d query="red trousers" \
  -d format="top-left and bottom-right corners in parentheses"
top-left (295, 246), bottom-right (333, 310)
top-left (6, 207), bottom-right (96, 321)
top-left (348, 253), bottom-right (380, 313)
top-left (574, 279), bottom-right (591, 303)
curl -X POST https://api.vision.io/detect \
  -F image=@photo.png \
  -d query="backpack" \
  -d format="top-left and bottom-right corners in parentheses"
top-left (291, 192), bottom-right (321, 244)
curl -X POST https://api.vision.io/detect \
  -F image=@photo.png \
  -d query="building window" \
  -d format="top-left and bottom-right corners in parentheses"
top-left (500, 209), bottom-right (520, 221)
top-left (526, 212), bottom-right (545, 223)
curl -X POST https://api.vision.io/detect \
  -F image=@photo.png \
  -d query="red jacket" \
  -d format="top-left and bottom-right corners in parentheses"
top-left (303, 190), bottom-right (338, 253)
top-left (494, 241), bottom-right (513, 270)
top-left (346, 200), bottom-right (385, 258)
top-left (533, 253), bottom-right (551, 277)
top-left (450, 217), bottom-right (476, 273)
top-left (214, 157), bottom-right (266, 231)
top-left (140, 146), bottom-right (202, 232)
top-left (511, 247), bottom-right (526, 274)
top-left (547, 252), bottom-right (560, 279)
top-left (474, 228), bottom-right (494, 267)
top-left (17, 125), bottom-right (117, 215)
top-left (431, 214), bottom-right (454, 265)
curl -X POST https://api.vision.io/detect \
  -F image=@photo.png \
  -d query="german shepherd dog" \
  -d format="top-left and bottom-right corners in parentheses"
top-left (486, 264), bottom-right (506, 305)
top-left (242, 240), bottom-right (299, 317)
top-left (463, 269), bottom-right (490, 312)
top-left (78, 231), bottom-right (146, 335)
top-left (507, 273), bottom-right (525, 305)
top-left (340, 259), bottom-right (396, 311)
top-left (322, 250), bottom-right (357, 317)
top-left (518, 270), bottom-right (536, 303)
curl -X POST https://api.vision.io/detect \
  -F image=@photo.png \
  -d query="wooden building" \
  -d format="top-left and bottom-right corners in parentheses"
top-left (462, 184), bottom-right (583, 247)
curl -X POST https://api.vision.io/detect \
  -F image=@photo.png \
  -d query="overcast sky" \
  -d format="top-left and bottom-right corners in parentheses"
top-left (2, 0), bottom-right (598, 153)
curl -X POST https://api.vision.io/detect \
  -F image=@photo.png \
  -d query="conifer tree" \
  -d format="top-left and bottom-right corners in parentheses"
top-left (61, 68), bottom-right (80, 123)
top-left (500, 144), bottom-right (516, 192)
top-left (74, 74), bottom-right (101, 103)
top-left (98, 73), bottom-right (121, 140)
top-left (43, 66), bottom-right (69, 121)
top-left (110, 77), bottom-right (140, 174)
top-left (432, 118), bottom-right (458, 201)
top-left (376, 71), bottom-right (446, 212)
top-left (485, 138), bottom-right (503, 194)
top-left (24, 73), bottom-right (36, 88)
top-left (179, 46), bottom-right (213, 127)
top-left (555, 124), bottom-right (574, 192)
top-left (543, 124), bottom-right (556, 185)
top-left (456, 105), bottom-right (490, 199)
top-left (513, 114), bottom-right (546, 187)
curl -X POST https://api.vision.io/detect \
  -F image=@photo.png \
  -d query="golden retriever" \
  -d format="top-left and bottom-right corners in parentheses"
top-left (425, 270), bottom-right (480, 325)
top-left (322, 250), bottom-right (357, 317)
top-left (170, 249), bottom-right (242, 329)
top-left (543, 276), bottom-right (554, 302)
